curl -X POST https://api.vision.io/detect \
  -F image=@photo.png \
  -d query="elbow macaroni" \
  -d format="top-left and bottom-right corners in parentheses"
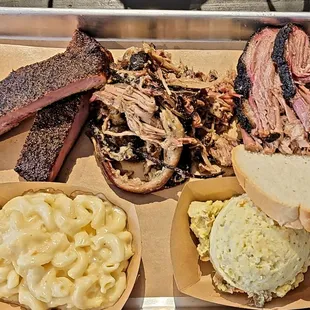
top-left (0, 193), bottom-right (134, 310)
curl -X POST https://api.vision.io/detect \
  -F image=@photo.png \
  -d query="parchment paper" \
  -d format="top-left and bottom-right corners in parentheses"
top-left (0, 44), bottom-right (241, 307)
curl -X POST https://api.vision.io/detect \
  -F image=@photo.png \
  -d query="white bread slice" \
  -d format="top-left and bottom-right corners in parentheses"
top-left (232, 145), bottom-right (310, 231)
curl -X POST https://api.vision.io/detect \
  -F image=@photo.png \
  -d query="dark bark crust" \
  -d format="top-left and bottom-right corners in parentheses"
top-left (272, 24), bottom-right (296, 100)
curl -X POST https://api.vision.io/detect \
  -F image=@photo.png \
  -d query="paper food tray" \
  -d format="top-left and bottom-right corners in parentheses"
top-left (171, 177), bottom-right (310, 310)
top-left (0, 182), bottom-right (142, 310)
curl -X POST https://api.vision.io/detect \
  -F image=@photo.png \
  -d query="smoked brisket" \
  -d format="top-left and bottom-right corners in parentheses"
top-left (272, 24), bottom-right (310, 133)
top-left (235, 26), bottom-right (310, 154)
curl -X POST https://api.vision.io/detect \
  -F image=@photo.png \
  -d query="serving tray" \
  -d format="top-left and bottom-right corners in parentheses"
top-left (0, 8), bottom-right (310, 49)
top-left (1, 8), bottom-right (310, 310)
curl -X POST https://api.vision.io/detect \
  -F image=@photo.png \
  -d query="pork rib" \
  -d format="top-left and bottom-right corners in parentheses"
top-left (14, 93), bottom-right (91, 181)
top-left (0, 29), bottom-right (112, 136)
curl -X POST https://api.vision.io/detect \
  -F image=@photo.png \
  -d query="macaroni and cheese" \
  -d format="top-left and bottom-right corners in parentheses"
top-left (0, 192), bottom-right (134, 310)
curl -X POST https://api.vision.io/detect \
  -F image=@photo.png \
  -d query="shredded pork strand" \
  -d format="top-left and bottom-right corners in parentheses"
top-left (92, 84), bottom-right (166, 142)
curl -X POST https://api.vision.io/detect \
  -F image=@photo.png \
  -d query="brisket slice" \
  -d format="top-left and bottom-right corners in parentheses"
top-left (234, 28), bottom-right (280, 139)
top-left (235, 28), bottom-right (281, 138)
top-left (0, 29), bottom-right (113, 136)
top-left (235, 26), bottom-right (310, 154)
top-left (287, 25), bottom-right (310, 84)
top-left (14, 93), bottom-right (91, 181)
top-left (272, 24), bottom-right (310, 94)
top-left (272, 24), bottom-right (310, 132)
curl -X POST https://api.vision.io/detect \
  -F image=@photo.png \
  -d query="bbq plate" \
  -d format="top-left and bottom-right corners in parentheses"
top-left (0, 8), bottom-right (310, 310)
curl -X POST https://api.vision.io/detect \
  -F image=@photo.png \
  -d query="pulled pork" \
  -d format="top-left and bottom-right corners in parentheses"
top-left (89, 44), bottom-right (240, 193)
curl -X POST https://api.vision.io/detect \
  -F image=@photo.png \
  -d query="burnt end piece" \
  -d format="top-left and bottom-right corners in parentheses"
top-left (272, 24), bottom-right (296, 100)
top-left (15, 93), bottom-right (90, 181)
top-left (129, 51), bottom-right (150, 71)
